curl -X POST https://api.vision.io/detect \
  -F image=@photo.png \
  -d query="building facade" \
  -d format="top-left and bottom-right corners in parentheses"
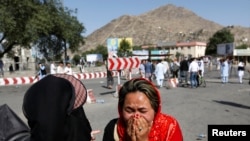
top-left (171, 41), bottom-right (206, 58)
top-left (141, 41), bottom-right (207, 59)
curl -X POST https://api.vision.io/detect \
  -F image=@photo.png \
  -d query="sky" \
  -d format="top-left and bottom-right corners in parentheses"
top-left (64, 0), bottom-right (250, 36)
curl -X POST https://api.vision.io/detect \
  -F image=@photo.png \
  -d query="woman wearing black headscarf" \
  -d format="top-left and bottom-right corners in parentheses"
top-left (22, 74), bottom-right (93, 141)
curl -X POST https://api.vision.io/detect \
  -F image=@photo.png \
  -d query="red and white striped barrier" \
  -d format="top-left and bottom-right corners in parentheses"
top-left (73, 72), bottom-right (108, 80)
top-left (0, 71), bottom-right (119, 86)
top-left (108, 57), bottom-right (140, 71)
top-left (0, 76), bottom-right (38, 86)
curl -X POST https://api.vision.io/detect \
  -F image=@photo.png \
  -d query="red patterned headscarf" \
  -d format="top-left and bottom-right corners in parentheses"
top-left (117, 78), bottom-right (183, 141)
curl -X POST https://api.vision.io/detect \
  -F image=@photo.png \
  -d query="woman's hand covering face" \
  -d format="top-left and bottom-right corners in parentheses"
top-left (123, 91), bottom-right (155, 141)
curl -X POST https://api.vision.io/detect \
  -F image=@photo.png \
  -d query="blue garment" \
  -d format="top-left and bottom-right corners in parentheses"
top-left (221, 60), bottom-right (229, 83)
top-left (190, 72), bottom-right (198, 88)
top-left (145, 62), bottom-right (153, 73)
top-left (38, 65), bottom-right (47, 80)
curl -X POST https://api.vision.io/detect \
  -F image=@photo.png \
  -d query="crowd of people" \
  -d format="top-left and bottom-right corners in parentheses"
top-left (219, 57), bottom-right (247, 84)
top-left (34, 61), bottom-right (73, 80)
top-left (137, 57), bottom-right (204, 88)
top-left (137, 56), bottom-right (250, 88)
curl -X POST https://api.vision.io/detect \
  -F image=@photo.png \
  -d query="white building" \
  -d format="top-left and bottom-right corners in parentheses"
top-left (141, 41), bottom-right (207, 59)
top-left (172, 41), bottom-right (206, 58)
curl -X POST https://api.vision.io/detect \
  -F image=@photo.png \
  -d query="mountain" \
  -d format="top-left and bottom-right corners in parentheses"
top-left (80, 4), bottom-right (249, 52)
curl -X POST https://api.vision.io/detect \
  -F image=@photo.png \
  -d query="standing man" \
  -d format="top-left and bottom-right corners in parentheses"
top-left (34, 63), bottom-right (47, 80)
top-left (57, 61), bottom-right (64, 74)
top-left (107, 69), bottom-right (114, 89)
top-left (144, 59), bottom-right (153, 81)
top-left (0, 59), bottom-right (4, 77)
top-left (237, 59), bottom-right (245, 84)
top-left (79, 58), bottom-right (85, 73)
top-left (50, 61), bottom-right (57, 74)
top-left (197, 57), bottom-right (205, 86)
top-left (197, 57), bottom-right (205, 77)
top-left (162, 58), bottom-right (170, 78)
top-left (172, 59), bottom-right (180, 78)
top-left (180, 56), bottom-right (189, 84)
top-left (9, 64), bottom-right (14, 74)
top-left (139, 60), bottom-right (146, 78)
top-left (106, 63), bottom-right (114, 89)
top-left (155, 59), bottom-right (166, 88)
top-left (64, 62), bottom-right (73, 75)
top-left (221, 58), bottom-right (229, 84)
top-left (188, 58), bottom-right (199, 88)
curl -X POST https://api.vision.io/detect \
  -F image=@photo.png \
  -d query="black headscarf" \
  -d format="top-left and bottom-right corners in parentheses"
top-left (23, 74), bottom-right (92, 141)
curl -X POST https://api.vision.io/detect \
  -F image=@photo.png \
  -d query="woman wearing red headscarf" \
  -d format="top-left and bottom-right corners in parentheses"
top-left (103, 78), bottom-right (183, 141)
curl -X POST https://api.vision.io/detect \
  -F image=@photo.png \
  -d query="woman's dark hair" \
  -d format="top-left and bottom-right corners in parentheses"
top-left (118, 78), bottom-right (160, 113)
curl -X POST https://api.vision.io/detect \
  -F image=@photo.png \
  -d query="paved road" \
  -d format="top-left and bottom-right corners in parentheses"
top-left (0, 69), bottom-right (250, 141)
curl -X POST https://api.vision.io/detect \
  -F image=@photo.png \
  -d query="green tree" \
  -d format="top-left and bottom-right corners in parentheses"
top-left (175, 51), bottom-right (183, 59)
top-left (132, 45), bottom-right (142, 50)
top-left (235, 44), bottom-right (248, 49)
top-left (33, 3), bottom-right (85, 61)
top-left (0, 0), bottom-right (85, 60)
top-left (0, 0), bottom-right (37, 58)
top-left (72, 54), bottom-right (81, 65)
top-left (205, 28), bottom-right (234, 55)
top-left (117, 38), bottom-right (132, 57)
top-left (95, 45), bottom-right (108, 60)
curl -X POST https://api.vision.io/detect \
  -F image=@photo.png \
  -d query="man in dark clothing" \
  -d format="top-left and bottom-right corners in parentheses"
top-left (180, 57), bottom-right (189, 84)
top-left (144, 59), bottom-right (153, 82)
top-left (0, 59), bottom-right (4, 77)
top-left (107, 69), bottom-right (114, 89)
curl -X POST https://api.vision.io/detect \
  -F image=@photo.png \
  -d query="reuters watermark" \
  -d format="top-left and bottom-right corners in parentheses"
top-left (208, 125), bottom-right (249, 140)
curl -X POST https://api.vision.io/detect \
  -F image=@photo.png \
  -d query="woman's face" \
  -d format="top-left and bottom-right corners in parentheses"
top-left (122, 91), bottom-right (155, 125)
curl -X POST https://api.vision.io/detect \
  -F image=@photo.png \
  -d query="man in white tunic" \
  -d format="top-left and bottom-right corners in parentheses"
top-left (155, 60), bottom-right (166, 88)
top-left (64, 62), bottom-right (73, 75)
top-left (50, 61), bottom-right (57, 74)
top-left (57, 61), bottom-right (64, 74)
